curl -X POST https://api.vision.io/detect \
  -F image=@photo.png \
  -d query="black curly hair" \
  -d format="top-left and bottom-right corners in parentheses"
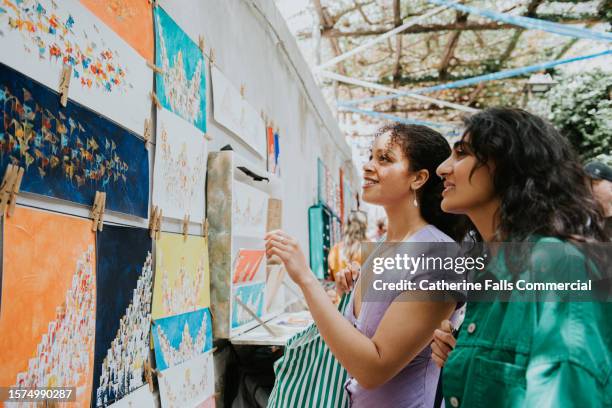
top-left (377, 123), bottom-right (470, 241)
top-left (461, 107), bottom-right (608, 242)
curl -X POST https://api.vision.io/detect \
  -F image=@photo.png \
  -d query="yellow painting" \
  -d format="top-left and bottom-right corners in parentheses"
top-left (152, 232), bottom-right (210, 320)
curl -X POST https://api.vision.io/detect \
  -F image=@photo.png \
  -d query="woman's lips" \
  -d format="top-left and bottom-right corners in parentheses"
top-left (363, 179), bottom-right (378, 188)
top-left (442, 182), bottom-right (455, 195)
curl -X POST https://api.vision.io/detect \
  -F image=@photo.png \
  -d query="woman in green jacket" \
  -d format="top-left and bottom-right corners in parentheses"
top-left (433, 107), bottom-right (611, 407)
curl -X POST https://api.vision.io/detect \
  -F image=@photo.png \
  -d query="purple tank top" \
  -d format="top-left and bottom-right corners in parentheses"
top-left (343, 225), bottom-right (465, 408)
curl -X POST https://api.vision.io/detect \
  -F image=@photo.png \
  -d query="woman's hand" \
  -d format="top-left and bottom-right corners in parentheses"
top-left (335, 261), bottom-right (360, 295)
top-left (431, 319), bottom-right (456, 368)
top-left (265, 230), bottom-right (314, 287)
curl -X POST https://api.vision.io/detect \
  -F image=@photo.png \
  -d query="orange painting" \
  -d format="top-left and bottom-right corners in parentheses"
top-left (80, 0), bottom-right (154, 62)
top-left (232, 249), bottom-right (265, 284)
top-left (0, 207), bottom-right (96, 407)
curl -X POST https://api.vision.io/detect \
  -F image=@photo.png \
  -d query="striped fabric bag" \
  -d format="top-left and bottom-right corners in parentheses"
top-left (267, 295), bottom-right (351, 408)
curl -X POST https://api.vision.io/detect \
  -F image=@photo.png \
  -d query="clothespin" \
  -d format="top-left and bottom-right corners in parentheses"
top-left (150, 91), bottom-right (161, 110)
top-left (182, 214), bottom-right (190, 240)
top-left (202, 218), bottom-right (209, 237)
top-left (203, 132), bottom-right (212, 141)
top-left (209, 48), bottom-right (216, 64)
top-left (0, 164), bottom-right (24, 217)
top-left (146, 61), bottom-right (164, 75)
top-left (91, 191), bottom-right (106, 232)
top-left (149, 205), bottom-right (162, 240)
top-left (148, 0), bottom-right (157, 7)
top-left (59, 65), bottom-right (72, 107)
top-left (240, 84), bottom-right (246, 99)
top-left (198, 35), bottom-right (205, 54)
top-left (143, 358), bottom-right (162, 392)
top-left (143, 118), bottom-right (152, 149)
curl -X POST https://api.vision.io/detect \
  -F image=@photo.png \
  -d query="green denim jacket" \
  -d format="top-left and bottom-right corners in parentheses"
top-left (443, 238), bottom-right (612, 407)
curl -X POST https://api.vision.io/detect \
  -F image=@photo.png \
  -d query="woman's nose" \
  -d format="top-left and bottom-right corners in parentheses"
top-left (436, 156), bottom-right (452, 178)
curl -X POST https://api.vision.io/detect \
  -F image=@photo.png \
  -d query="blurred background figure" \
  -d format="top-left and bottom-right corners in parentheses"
top-left (369, 217), bottom-right (387, 242)
top-left (328, 211), bottom-right (368, 282)
top-left (584, 161), bottom-right (612, 238)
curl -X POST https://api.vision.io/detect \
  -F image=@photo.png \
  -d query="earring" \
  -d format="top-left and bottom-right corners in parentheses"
top-left (413, 197), bottom-right (418, 208)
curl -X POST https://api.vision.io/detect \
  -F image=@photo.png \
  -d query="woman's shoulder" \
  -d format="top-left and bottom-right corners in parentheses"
top-left (529, 236), bottom-right (587, 272)
top-left (409, 224), bottom-right (455, 243)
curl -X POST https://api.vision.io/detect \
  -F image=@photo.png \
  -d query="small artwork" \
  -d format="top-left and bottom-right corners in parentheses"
top-left (233, 181), bottom-right (268, 238)
top-left (158, 352), bottom-right (215, 408)
top-left (107, 385), bottom-right (156, 407)
top-left (152, 233), bottom-right (210, 320)
top-left (153, 108), bottom-right (207, 221)
top-left (0, 62), bottom-right (150, 218)
top-left (232, 249), bottom-right (265, 284)
top-left (0, 207), bottom-right (96, 407)
top-left (93, 225), bottom-right (153, 407)
top-left (231, 282), bottom-right (265, 329)
top-left (0, 0), bottom-right (150, 134)
top-left (79, 0), bottom-right (154, 62)
top-left (152, 308), bottom-right (213, 371)
top-left (154, 6), bottom-right (206, 132)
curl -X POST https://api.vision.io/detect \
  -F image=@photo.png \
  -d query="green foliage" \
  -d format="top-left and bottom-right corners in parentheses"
top-left (548, 69), bottom-right (612, 162)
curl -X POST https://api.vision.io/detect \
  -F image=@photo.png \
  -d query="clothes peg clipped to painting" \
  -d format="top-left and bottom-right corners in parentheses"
top-left (146, 61), bottom-right (164, 75)
top-left (209, 48), bottom-right (216, 64)
top-left (0, 164), bottom-right (24, 217)
top-left (149, 205), bottom-right (162, 240)
top-left (240, 84), bottom-right (246, 99)
top-left (91, 191), bottom-right (106, 232)
top-left (148, 0), bottom-right (158, 8)
top-left (143, 358), bottom-right (162, 392)
top-left (59, 64), bottom-right (72, 107)
top-left (182, 214), bottom-right (190, 240)
top-left (143, 118), bottom-right (153, 150)
top-left (202, 217), bottom-right (209, 238)
top-left (203, 132), bottom-right (213, 141)
top-left (150, 91), bottom-right (161, 110)
top-left (198, 35), bottom-right (206, 54)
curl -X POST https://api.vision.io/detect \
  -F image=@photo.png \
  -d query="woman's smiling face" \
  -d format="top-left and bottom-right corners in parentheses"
top-left (362, 132), bottom-right (413, 206)
top-left (436, 135), bottom-right (497, 214)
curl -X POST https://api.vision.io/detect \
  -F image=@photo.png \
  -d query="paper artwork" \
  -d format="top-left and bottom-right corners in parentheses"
top-left (232, 181), bottom-right (268, 238)
top-left (79, 0), bottom-right (154, 62)
top-left (153, 108), bottom-right (207, 221)
top-left (154, 6), bottom-right (206, 132)
top-left (93, 226), bottom-right (153, 407)
top-left (231, 282), bottom-right (265, 329)
top-left (211, 66), bottom-right (265, 156)
top-left (232, 250), bottom-right (265, 284)
top-left (158, 352), bottom-right (215, 408)
top-left (0, 62), bottom-right (150, 218)
top-left (0, 0), bottom-right (150, 134)
top-left (152, 233), bottom-right (210, 320)
top-left (152, 308), bottom-right (213, 371)
top-left (0, 207), bottom-right (96, 407)
top-left (107, 385), bottom-right (156, 407)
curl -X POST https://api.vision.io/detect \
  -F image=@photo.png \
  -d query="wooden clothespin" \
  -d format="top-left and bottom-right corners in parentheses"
top-left (143, 358), bottom-right (162, 392)
top-left (146, 61), bottom-right (164, 75)
top-left (203, 132), bottom-right (212, 141)
top-left (202, 217), bottom-right (209, 237)
top-left (148, 0), bottom-right (157, 7)
top-left (91, 191), bottom-right (106, 232)
top-left (143, 118), bottom-right (152, 149)
top-left (150, 91), bottom-right (161, 110)
top-left (0, 164), bottom-right (24, 217)
top-left (209, 48), bottom-right (216, 64)
top-left (59, 65), bottom-right (72, 107)
top-left (182, 214), bottom-right (190, 240)
top-left (149, 205), bottom-right (162, 240)
top-left (240, 84), bottom-right (246, 99)
top-left (198, 35), bottom-right (205, 54)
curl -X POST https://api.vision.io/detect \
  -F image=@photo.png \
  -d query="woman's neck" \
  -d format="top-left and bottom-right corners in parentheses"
top-left (384, 201), bottom-right (428, 242)
top-left (468, 199), bottom-right (501, 242)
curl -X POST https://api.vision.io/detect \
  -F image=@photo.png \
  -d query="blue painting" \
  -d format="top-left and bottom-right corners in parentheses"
top-left (0, 63), bottom-right (149, 218)
top-left (152, 308), bottom-right (213, 371)
top-left (93, 225), bottom-right (153, 407)
top-left (231, 282), bottom-right (265, 329)
top-left (154, 6), bottom-right (207, 132)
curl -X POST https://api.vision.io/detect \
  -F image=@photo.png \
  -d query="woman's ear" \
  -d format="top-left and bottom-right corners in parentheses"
top-left (411, 169), bottom-right (429, 191)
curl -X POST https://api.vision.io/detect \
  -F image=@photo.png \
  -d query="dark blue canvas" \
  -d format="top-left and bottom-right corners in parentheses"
top-left (93, 225), bottom-right (153, 407)
top-left (0, 62), bottom-right (149, 218)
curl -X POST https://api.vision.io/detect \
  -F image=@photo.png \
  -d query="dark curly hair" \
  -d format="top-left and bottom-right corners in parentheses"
top-left (377, 123), bottom-right (469, 241)
top-left (462, 107), bottom-right (607, 242)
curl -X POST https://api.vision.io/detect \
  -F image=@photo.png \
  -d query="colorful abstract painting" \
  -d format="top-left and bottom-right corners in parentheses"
top-left (107, 385), bottom-right (156, 408)
top-left (79, 0), bottom-right (154, 62)
top-left (231, 282), bottom-right (265, 329)
top-left (0, 0), bottom-right (150, 134)
top-left (0, 63), bottom-right (149, 218)
top-left (232, 249), bottom-right (265, 284)
top-left (211, 66), bottom-right (265, 156)
top-left (152, 233), bottom-right (210, 320)
top-left (152, 308), bottom-right (213, 371)
top-left (154, 6), bottom-right (206, 132)
top-left (233, 181), bottom-right (268, 238)
top-left (93, 225), bottom-right (153, 407)
top-left (153, 108), bottom-right (207, 221)
top-left (158, 352), bottom-right (215, 408)
top-left (0, 207), bottom-right (96, 407)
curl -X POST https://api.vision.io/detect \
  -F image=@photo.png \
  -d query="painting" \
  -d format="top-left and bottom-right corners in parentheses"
top-left (231, 282), bottom-right (265, 329)
top-left (154, 6), bottom-right (206, 132)
top-left (152, 308), bottom-right (213, 371)
top-left (79, 0), bottom-right (154, 62)
top-left (158, 352), bottom-right (215, 408)
top-left (233, 181), bottom-right (268, 238)
top-left (107, 385), bottom-right (156, 408)
top-left (0, 62), bottom-right (150, 218)
top-left (152, 233), bottom-right (210, 320)
top-left (232, 249), bottom-right (265, 284)
top-left (0, 207), bottom-right (96, 407)
top-left (211, 66), bottom-right (265, 157)
top-left (153, 108), bottom-right (207, 221)
top-left (0, 0), bottom-right (150, 134)
top-left (93, 225), bottom-right (153, 407)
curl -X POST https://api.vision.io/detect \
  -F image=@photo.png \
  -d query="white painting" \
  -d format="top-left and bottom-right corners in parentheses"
top-left (232, 182), bottom-right (268, 238)
top-left (153, 108), bottom-right (207, 221)
top-left (0, 0), bottom-right (150, 135)
top-left (108, 385), bottom-right (156, 408)
top-left (211, 66), bottom-right (266, 157)
top-left (158, 352), bottom-right (215, 408)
